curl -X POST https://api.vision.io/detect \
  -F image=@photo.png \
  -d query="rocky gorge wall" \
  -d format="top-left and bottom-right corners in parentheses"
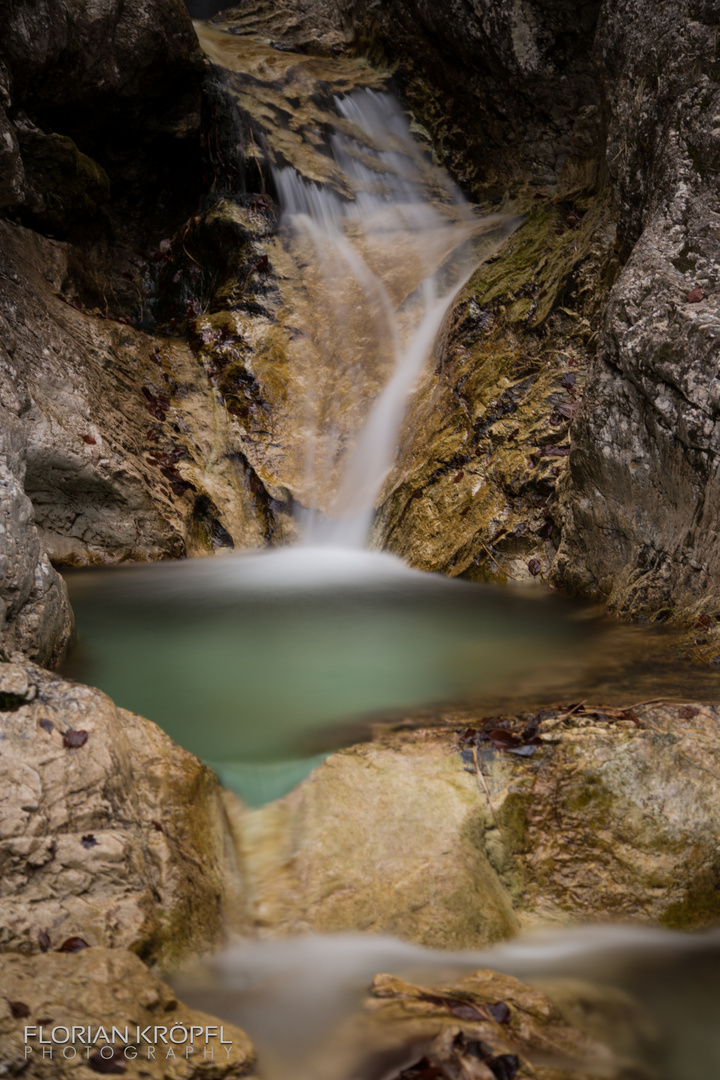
top-left (1, 2), bottom-right (720, 1070)
top-left (345, 0), bottom-right (720, 632)
top-left (1, 0), bottom-right (719, 656)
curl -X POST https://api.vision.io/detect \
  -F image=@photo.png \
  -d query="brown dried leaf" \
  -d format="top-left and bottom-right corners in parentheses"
top-left (57, 937), bottom-right (90, 953)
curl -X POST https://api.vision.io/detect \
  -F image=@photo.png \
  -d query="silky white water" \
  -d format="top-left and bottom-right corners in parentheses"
top-left (172, 926), bottom-right (720, 1080)
top-left (274, 88), bottom-right (517, 545)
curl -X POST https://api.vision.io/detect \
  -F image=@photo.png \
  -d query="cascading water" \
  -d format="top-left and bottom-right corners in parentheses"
top-left (272, 89), bottom-right (516, 546)
top-left (58, 17), bottom-right (720, 1080)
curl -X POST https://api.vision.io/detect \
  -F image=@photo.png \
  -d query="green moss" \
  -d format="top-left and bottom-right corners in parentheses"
top-left (468, 197), bottom-right (609, 329)
top-left (563, 773), bottom-right (614, 819)
top-left (498, 790), bottom-right (533, 856)
top-left (661, 865), bottom-right (720, 929)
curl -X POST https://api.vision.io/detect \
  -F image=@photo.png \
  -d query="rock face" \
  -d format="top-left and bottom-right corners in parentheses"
top-left (345, 0), bottom-right (602, 196)
top-left (0, 659), bottom-right (239, 965)
top-left (215, 0), bottom-right (602, 194)
top-left (0, 0), bottom-right (294, 660)
top-left (0, 947), bottom-right (256, 1078)
top-left (553, 0), bottom-right (720, 620)
top-left (231, 703), bottom-right (720, 943)
top-left (372, 197), bottom-right (617, 583)
top-left (227, 733), bottom-right (520, 948)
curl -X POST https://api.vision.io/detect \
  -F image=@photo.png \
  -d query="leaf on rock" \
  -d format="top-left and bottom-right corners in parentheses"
top-left (57, 937), bottom-right (90, 953)
top-left (687, 287), bottom-right (704, 302)
top-left (527, 558), bottom-right (542, 577)
top-left (488, 729), bottom-right (521, 750)
top-left (81, 834), bottom-right (98, 849)
top-left (63, 730), bottom-right (88, 749)
top-left (678, 705), bottom-right (700, 719)
top-left (9, 1001), bottom-right (31, 1019)
top-left (38, 718), bottom-right (54, 734)
top-left (37, 931), bottom-right (51, 953)
top-left (487, 1002), bottom-right (511, 1024)
top-left (89, 1048), bottom-right (127, 1075)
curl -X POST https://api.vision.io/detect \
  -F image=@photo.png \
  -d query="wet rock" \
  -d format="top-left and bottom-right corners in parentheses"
top-left (210, 0), bottom-right (352, 57)
top-left (373, 198), bottom-right (618, 583)
top-left (231, 703), bottom-right (720, 941)
top-left (0, 661), bottom-right (239, 964)
top-left (0, 216), bottom-right (273, 580)
top-left (228, 732), bottom-right (521, 947)
top-left (345, 0), bottom-right (602, 196)
top-left (353, 970), bottom-right (652, 1080)
top-left (0, 349), bottom-right (73, 665)
top-left (0, 948), bottom-right (255, 1078)
top-left (212, 0), bottom-right (602, 195)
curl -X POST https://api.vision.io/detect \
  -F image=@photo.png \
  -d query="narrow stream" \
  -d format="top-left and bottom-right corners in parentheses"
top-left (63, 12), bottom-right (720, 1079)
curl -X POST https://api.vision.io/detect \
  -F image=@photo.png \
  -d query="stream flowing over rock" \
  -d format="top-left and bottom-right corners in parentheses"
top-left (2, 0), bottom-right (720, 1073)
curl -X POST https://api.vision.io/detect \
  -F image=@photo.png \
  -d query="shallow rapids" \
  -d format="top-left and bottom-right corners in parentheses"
top-left (171, 926), bottom-right (720, 1080)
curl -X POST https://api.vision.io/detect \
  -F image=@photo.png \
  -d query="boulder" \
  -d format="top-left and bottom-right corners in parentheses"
top-left (0, 660), bottom-right (240, 965)
top-left (231, 703), bottom-right (720, 943)
top-left (0, 947), bottom-right (255, 1078)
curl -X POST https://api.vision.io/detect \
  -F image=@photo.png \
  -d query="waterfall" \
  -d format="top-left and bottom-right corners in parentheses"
top-left (273, 89), bottom-right (516, 547)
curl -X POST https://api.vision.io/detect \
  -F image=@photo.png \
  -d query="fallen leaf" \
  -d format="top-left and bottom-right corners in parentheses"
top-left (81, 834), bottom-right (98, 849)
top-left (63, 730), bottom-right (88, 749)
top-left (57, 937), bottom-right (90, 953)
top-left (487, 1001), bottom-right (511, 1024)
top-left (38, 931), bottom-right (51, 953)
top-left (488, 729), bottom-right (522, 750)
top-left (453, 471), bottom-right (465, 483)
top-left (678, 705), bottom-right (700, 719)
top-left (527, 558), bottom-right (542, 577)
top-left (687, 287), bottom-right (704, 303)
top-left (81, 434), bottom-right (97, 445)
top-left (38, 718), bottom-right (54, 734)
top-left (560, 372), bottom-right (576, 390)
top-left (88, 1048), bottom-right (127, 1075)
top-left (9, 1001), bottom-right (30, 1019)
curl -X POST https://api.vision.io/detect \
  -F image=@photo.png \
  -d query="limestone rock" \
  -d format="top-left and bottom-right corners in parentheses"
top-left (0, 0), bottom-right (202, 127)
top-left (229, 732), bottom-right (520, 947)
top-left (373, 198), bottom-right (617, 583)
top-left (232, 703), bottom-right (720, 943)
top-left (0, 661), bottom-right (239, 965)
top-left (550, 0), bottom-right (720, 620)
top-left (0, 947), bottom-right (255, 1078)
top-left (219, 0), bottom-right (602, 194)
